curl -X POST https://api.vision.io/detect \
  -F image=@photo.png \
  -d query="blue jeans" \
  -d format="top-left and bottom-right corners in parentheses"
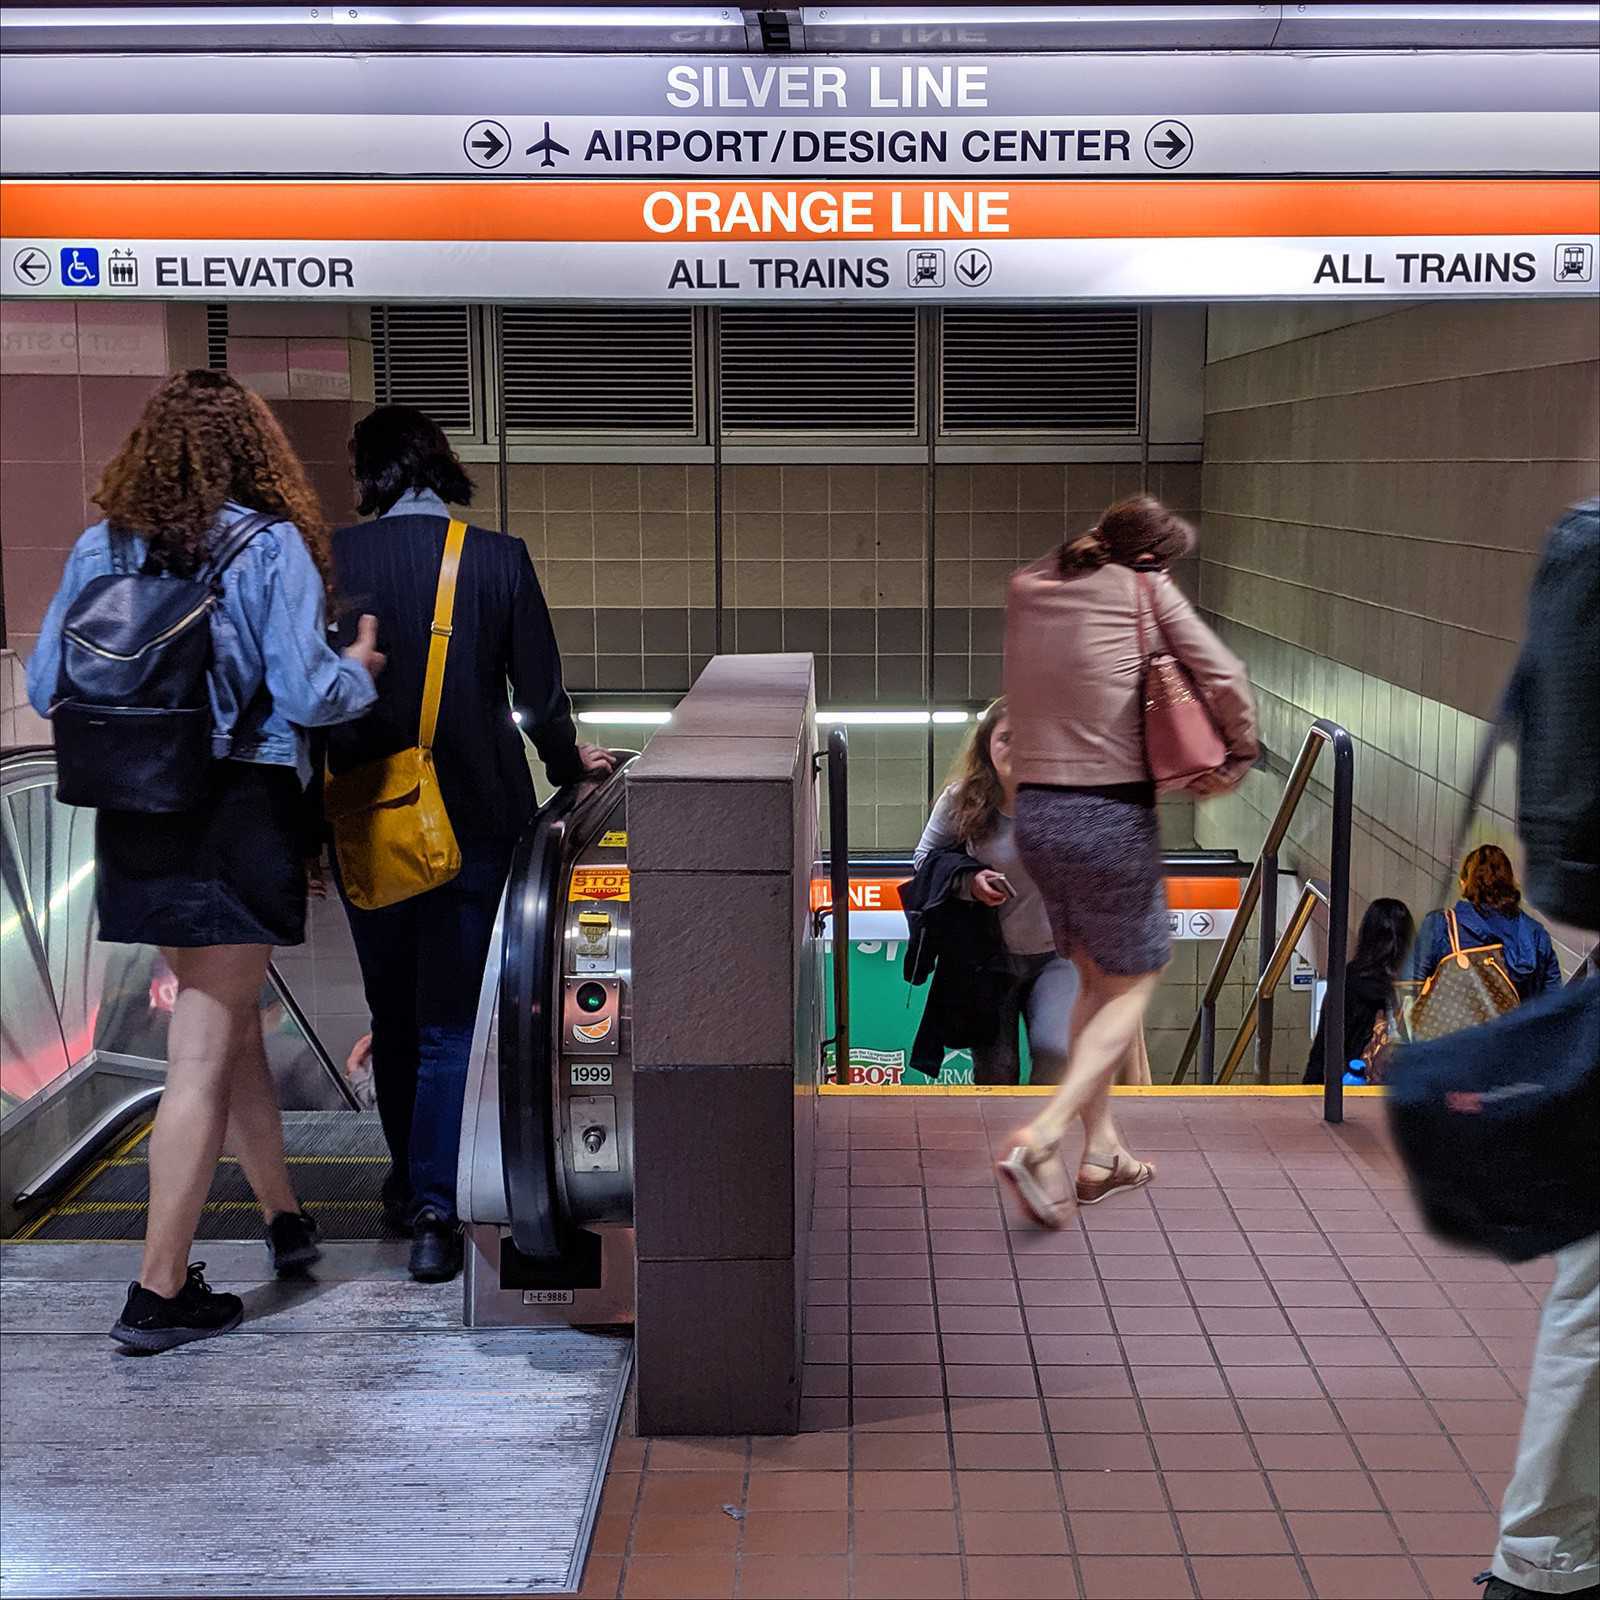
top-left (340, 836), bottom-right (512, 1222)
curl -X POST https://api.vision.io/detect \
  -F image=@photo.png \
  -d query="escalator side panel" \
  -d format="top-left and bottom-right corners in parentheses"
top-left (456, 897), bottom-right (512, 1227)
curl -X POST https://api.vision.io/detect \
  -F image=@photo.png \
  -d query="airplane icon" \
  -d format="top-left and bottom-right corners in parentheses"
top-left (524, 121), bottom-right (570, 169)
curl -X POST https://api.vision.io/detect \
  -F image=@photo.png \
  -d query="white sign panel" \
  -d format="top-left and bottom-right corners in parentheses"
top-left (6, 234), bottom-right (1595, 302)
top-left (1, 51), bottom-right (1596, 179)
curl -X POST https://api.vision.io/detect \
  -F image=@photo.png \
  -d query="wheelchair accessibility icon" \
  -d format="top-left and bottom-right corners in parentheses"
top-left (61, 247), bottom-right (100, 287)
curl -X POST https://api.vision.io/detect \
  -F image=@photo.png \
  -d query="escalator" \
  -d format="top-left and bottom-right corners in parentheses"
top-left (0, 747), bottom-right (637, 1598)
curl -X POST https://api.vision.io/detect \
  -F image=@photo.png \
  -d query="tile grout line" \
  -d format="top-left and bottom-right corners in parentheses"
top-left (1073, 1121), bottom-right (1203, 1600)
top-left (980, 1097), bottom-right (1088, 1600)
top-left (843, 1113), bottom-right (858, 1600)
top-left (1147, 1106), bottom-right (1316, 1600)
top-left (1222, 1108), bottom-right (1433, 1596)
top-left (610, 1438), bottom-right (647, 1600)
top-left (1312, 1133), bottom-right (1510, 1513)
top-left (914, 1103), bottom-right (972, 1600)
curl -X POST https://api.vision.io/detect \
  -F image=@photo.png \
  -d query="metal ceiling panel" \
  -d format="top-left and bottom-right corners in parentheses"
top-left (0, 5), bottom-right (750, 54)
top-left (800, 5), bottom-right (1281, 52)
top-left (1274, 4), bottom-right (1600, 50)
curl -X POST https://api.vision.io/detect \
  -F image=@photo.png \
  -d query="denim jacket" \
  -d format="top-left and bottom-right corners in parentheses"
top-left (26, 502), bottom-right (376, 782)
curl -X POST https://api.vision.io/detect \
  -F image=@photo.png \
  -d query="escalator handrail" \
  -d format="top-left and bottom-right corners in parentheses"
top-left (499, 754), bottom-right (634, 1262)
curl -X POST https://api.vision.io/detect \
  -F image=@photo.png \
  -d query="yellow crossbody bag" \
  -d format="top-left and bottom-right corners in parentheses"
top-left (325, 519), bottom-right (465, 911)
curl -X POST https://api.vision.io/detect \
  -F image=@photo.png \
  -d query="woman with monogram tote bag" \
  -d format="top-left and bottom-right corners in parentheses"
top-left (996, 496), bottom-right (1259, 1228)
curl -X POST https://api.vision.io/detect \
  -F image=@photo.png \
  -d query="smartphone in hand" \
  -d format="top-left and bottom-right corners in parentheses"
top-left (990, 874), bottom-right (1016, 901)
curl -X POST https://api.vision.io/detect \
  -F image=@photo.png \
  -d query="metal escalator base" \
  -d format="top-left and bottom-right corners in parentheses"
top-left (1, 1110), bottom-right (632, 1597)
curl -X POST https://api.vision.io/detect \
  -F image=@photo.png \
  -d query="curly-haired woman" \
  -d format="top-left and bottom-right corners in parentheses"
top-left (27, 369), bottom-right (383, 1351)
top-left (1412, 844), bottom-right (1561, 1002)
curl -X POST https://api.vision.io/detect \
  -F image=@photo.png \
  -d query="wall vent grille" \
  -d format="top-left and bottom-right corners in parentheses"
top-left (720, 307), bottom-right (920, 435)
top-left (371, 304), bottom-right (476, 433)
top-left (205, 304), bottom-right (229, 370)
top-left (500, 307), bottom-right (698, 436)
top-left (940, 307), bottom-right (1141, 434)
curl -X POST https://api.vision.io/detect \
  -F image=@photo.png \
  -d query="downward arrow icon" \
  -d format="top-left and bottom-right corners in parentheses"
top-left (955, 249), bottom-right (992, 286)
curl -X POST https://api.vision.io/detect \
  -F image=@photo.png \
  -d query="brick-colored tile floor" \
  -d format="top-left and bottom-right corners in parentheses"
top-left (585, 1093), bottom-right (1550, 1600)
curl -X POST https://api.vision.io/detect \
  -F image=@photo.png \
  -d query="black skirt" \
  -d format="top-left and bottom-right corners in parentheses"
top-left (95, 760), bottom-right (309, 948)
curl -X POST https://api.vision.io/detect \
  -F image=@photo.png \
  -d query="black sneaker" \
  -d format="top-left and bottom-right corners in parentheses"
top-left (266, 1209), bottom-right (322, 1277)
top-left (409, 1209), bottom-right (464, 1283)
top-left (109, 1263), bottom-right (244, 1354)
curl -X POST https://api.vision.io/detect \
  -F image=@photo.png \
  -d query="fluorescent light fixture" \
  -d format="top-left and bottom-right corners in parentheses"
top-left (815, 710), bottom-right (972, 726)
top-left (577, 710), bottom-right (673, 726)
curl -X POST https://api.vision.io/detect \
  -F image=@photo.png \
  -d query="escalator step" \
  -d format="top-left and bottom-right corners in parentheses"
top-left (16, 1113), bottom-right (401, 1244)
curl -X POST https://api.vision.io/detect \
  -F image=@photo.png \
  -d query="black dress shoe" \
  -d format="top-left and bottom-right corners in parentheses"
top-left (409, 1209), bottom-right (464, 1283)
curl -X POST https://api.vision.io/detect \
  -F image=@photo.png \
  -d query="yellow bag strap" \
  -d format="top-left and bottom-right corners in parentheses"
top-left (419, 519), bottom-right (466, 753)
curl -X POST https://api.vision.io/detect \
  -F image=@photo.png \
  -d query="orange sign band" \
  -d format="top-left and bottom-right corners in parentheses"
top-left (808, 874), bottom-right (1243, 913)
top-left (3, 180), bottom-right (1595, 243)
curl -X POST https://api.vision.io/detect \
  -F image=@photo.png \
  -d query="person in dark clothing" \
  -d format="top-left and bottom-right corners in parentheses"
top-left (1477, 499), bottom-right (1598, 1600)
top-left (1303, 896), bottom-right (1413, 1084)
top-left (1411, 845), bottom-right (1562, 1003)
top-left (325, 406), bottom-right (612, 1282)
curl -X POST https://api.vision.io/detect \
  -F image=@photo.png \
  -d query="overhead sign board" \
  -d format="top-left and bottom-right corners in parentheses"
top-left (1, 52), bottom-right (1596, 180)
top-left (3, 178), bottom-right (1595, 303)
top-left (1, 50), bottom-right (1594, 304)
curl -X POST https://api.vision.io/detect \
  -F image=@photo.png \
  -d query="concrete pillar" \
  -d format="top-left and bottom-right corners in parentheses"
top-left (626, 653), bottom-right (820, 1435)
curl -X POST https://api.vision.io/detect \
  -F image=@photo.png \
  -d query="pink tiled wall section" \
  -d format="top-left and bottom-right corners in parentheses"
top-left (1, 302), bottom-right (175, 656)
top-left (2, 302), bottom-right (373, 656)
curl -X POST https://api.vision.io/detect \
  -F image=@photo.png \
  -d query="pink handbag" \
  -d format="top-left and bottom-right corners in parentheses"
top-left (1136, 571), bottom-right (1227, 791)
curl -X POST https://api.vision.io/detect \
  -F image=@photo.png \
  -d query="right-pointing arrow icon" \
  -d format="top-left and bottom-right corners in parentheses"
top-left (1145, 119), bottom-right (1194, 169)
top-left (463, 119), bottom-right (511, 169)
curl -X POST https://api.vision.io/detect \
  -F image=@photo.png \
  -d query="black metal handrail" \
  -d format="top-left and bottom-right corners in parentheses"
top-left (1173, 719), bottom-right (1354, 1123)
top-left (817, 728), bottom-right (850, 1086)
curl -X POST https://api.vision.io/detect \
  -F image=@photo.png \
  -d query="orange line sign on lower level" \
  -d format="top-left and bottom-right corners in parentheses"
top-left (3, 179), bottom-right (1596, 244)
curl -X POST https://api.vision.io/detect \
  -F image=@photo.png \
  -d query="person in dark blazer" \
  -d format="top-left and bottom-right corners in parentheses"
top-left (325, 405), bottom-right (611, 1281)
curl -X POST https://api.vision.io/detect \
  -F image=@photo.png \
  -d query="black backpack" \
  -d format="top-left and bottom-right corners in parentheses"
top-left (51, 511), bottom-right (273, 814)
top-left (1387, 973), bottom-right (1599, 1263)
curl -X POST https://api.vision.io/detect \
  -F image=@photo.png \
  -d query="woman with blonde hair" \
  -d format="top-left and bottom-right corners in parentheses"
top-left (916, 701), bottom-right (1153, 1138)
top-left (999, 495), bottom-right (1258, 1227)
top-left (28, 370), bottom-right (383, 1350)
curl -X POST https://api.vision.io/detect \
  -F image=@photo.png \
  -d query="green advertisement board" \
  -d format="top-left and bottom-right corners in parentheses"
top-left (823, 937), bottom-right (1036, 1087)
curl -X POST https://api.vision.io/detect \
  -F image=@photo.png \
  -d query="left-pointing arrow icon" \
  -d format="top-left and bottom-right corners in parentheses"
top-left (12, 247), bottom-right (50, 285)
top-left (464, 119), bottom-right (512, 169)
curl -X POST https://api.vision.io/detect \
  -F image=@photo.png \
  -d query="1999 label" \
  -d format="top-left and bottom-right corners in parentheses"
top-left (570, 1063), bottom-right (614, 1086)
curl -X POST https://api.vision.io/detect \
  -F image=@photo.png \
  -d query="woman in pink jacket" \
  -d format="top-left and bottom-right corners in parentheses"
top-left (998, 496), bottom-right (1258, 1227)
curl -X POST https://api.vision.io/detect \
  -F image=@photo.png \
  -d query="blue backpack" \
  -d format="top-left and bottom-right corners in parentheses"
top-left (50, 511), bottom-right (272, 814)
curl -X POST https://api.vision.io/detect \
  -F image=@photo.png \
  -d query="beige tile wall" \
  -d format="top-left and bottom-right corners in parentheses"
top-left (498, 457), bottom-right (1200, 851)
top-left (1196, 301), bottom-right (1600, 981)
